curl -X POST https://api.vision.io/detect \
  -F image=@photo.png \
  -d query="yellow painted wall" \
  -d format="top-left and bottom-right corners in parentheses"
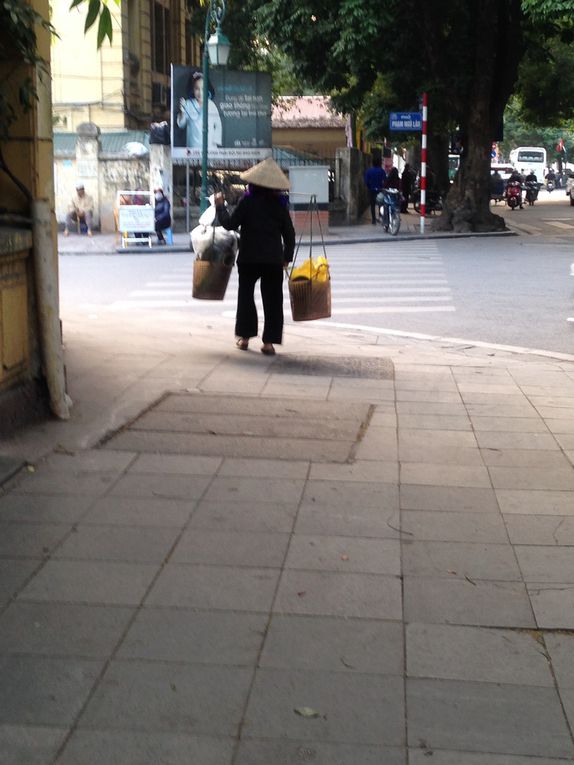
top-left (0, 0), bottom-right (56, 401)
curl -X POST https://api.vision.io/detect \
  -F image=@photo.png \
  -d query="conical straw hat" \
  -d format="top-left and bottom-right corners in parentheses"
top-left (239, 157), bottom-right (290, 190)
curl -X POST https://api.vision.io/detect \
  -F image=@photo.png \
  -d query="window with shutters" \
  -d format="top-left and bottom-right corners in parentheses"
top-left (150, 0), bottom-right (171, 76)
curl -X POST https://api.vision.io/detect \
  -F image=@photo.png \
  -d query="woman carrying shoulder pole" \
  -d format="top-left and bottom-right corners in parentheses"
top-left (214, 158), bottom-right (295, 356)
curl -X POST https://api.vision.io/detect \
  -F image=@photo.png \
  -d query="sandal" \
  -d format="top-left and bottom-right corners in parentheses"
top-left (261, 344), bottom-right (276, 356)
top-left (236, 338), bottom-right (249, 351)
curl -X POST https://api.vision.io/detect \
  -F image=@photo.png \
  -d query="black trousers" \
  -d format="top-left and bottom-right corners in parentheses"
top-left (236, 262), bottom-right (284, 344)
top-left (368, 190), bottom-right (379, 224)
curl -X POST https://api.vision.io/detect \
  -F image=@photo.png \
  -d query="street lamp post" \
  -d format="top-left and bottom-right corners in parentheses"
top-left (200, 0), bottom-right (231, 213)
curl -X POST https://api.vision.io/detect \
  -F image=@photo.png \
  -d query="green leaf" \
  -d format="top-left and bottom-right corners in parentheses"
top-left (84, 0), bottom-right (101, 33)
top-left (69, 0), bottom-right (85, 8)
top-left (97, 5), bottom-right (113, 48)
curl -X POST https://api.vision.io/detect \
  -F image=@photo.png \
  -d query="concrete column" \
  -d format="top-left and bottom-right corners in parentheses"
top-left (149, 144), bottom-right (173, 209)
top-left (75, 122), bottom-right (101, 228)
top-left (336, 147), bottom-right (367, 224)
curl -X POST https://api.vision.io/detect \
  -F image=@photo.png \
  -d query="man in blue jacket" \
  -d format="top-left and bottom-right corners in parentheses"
top-left (364, 156), bottom-right (387, 225)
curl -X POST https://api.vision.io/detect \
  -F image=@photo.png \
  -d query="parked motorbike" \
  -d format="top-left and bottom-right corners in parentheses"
top-left (525, 180), bottom-right (539, 206)
top-left (412, 189), bottom-right (443, 215)
top-left (377, 189), bottom-right (401, 235)
top-left (505, 180), bottom-right (523, 210)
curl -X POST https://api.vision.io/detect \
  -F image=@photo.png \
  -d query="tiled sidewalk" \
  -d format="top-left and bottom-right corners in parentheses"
top-left (1, 338), bottom-right (574, 763)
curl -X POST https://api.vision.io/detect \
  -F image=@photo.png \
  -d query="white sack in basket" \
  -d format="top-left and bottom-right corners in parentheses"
top-left (190, 224), bottom-right (238, 266)
top-left (198, 198), bottom-right (217, 226)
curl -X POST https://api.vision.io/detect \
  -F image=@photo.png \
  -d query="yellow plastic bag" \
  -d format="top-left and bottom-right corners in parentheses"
top-left (290, 255), bottom-right (330, 283)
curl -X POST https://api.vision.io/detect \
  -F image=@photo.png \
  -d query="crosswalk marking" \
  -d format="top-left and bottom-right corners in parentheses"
top-left (331, 305), bottom-right (456, 317)
top-left (332, 279), bottom-right (449, 285)
top-left (330, 305), bottom-right (456, 315)
top-left (111, 300), bottom-right (192, 309)
top-left (546, 221), bottom-right (574, 230)
top-left (333, 287), bottom-right (452, 294)
top-left (333, 295), bottom-right (452, 303)
top-left (107, 241), bottom-right (456, 316)
top-left (130, 289), bottom-right (191, 296)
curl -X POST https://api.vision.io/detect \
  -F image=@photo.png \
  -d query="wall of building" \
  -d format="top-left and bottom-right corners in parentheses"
top-left (273, 127), bottom-right (347, 159)
top-left (0, 0), bottom-right (57, 428)
top-left (51, 2), bottom-right (126, 131)
top-left (52, 0), bottom-right (193, 132)
top-left (55, 154), bottom-right (150, 234)
top-left (54, 135), bottom-right (373, 233)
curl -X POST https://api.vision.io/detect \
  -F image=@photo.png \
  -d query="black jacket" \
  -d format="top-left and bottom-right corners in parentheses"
top-left (154, 198), bottom-right (171, 230)
top-left (216, 191), bottom-right (295, 265)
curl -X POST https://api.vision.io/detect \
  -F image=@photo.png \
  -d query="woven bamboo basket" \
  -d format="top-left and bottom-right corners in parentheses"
top-left (288, 276), bottom-right (331, 321)
top-left (192, 259), bottom-right (232, 300)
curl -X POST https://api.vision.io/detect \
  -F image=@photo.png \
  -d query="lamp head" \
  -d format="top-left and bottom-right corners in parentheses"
top-left (207, 28), bottom-right (231, 66)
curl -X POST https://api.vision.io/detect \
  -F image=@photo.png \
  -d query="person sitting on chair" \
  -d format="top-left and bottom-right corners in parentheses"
top-left (154, 189), bottom-right (171, 245)
top-left (64, 184), bottom-right (94, 236)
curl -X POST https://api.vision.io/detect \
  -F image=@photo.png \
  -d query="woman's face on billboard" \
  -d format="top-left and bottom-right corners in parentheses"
top-left (193, 77), bottom-right (203, 104)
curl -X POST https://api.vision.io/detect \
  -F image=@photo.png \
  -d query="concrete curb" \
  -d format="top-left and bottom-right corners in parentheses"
top-left (58, 228), bottom-right (517, 256)
top-left (326, 322), bottom-right (574, 364)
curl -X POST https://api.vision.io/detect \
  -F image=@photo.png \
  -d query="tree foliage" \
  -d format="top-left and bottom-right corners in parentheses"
top-left (69, 0), bottom-right (118, 48)
top-left (66, 0), bottom-right (574, 230)
top-left (253, 0), bottom-right (574, 231)
top-left (513, 23), bottom-right (574, 126)
top-left (499, 95), bottom-right (574, 169)
top-left (0, 0), bottom-right (56, 140)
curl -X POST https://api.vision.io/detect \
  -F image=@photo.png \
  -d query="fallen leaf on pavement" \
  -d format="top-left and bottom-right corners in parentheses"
top-left (294, 707), bottom-right (320, 718)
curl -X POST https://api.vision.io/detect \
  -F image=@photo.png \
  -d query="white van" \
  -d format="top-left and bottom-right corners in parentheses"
top-left (509, 147), bottom-right (547, 185)
top-left (490, 163), bottom-right (515, 182)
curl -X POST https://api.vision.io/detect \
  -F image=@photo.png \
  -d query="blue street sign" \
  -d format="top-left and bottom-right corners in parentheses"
top-left (389, 112), bottom-right (422, 131)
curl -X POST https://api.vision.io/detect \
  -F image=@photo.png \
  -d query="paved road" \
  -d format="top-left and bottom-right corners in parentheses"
top-left (60, 229), bottom-right (574, 356)
top-left (495, 188), bottom-right (574, 238)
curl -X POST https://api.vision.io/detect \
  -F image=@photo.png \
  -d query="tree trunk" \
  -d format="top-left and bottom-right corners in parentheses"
top-left (434, 0), bottom-right (522, 232)
top-left (428, 131), bottom-right (450, 195)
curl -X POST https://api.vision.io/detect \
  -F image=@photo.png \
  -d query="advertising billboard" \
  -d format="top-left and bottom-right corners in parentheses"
top-left (171, 66), bottom-right (272, 164)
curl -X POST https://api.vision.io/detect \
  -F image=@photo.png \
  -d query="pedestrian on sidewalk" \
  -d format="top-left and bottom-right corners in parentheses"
top-left (214, 157), bottom-right (295, 356)
top-left (364, 156), bottom-right (387, 224)
top-left (401, 163), bottom-right (415, 213)
top-left (154, 189), bottom-right (172, 245)
top-left (64, 184), bottom-right (94, 237)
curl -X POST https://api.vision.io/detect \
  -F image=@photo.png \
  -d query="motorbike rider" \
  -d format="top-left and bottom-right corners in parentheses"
top-left (507, 169), bottom-right (524, 208)
top-left (401, 164), bottom-right (415, 213)
top-left (545, 167), bottom-right (556, 191)
top-left (364, 156), bottom-right (387, 225)
top-left (524, 169), bottom-right (538, 204)
top-left (380, 166), bottom-right (401, 229)
top-left (384, 166), bottom-right (401, 191)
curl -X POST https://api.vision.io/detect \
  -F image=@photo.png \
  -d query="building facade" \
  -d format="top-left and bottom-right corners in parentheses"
top-left (51, 0), bottom-right (200, 132)
top-left (0, 0), bottom-right (68, 433)
top-left (272, 96), bottom-right (349, 159)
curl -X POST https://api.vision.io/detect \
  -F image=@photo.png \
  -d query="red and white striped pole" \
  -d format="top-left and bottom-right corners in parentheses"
top-left (420, 92), bottom-right (428, 235)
